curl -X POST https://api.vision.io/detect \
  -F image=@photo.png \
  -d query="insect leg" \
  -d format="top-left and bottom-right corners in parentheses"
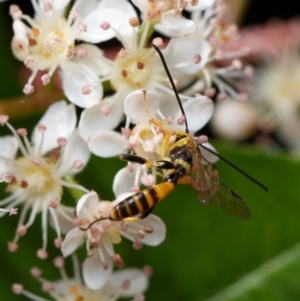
top-left (120, 154), bottom-right (155, 167)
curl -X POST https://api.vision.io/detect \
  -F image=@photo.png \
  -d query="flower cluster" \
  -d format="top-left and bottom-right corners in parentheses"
top-left (0, 0), bottom-right (255, 299)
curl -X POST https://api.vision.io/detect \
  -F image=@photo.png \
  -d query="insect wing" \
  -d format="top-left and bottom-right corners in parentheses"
top-left (202, 184), bottom-right (251, 220)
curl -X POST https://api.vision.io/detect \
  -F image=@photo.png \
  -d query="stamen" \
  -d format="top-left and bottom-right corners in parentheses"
top-left (8, 242), bottom-right (18, 252)
top-left (133, 294), bottom-right (145, 301)
top-left (197, 135), bottom-right (208, 144)
top-left (24, 57), bottom-right (34, 68)
top-left (129, 17), bottom-right (139, 27)
top-left (136, 229), bottom-right (145, 239)
top-left (30, 267), bottom-right (42, 278)
top-left (119, 48), bottom-right (128, 58)
top-left (76, 48), bottom-right (87, 58)
top-left (127, 163), bottom-right (134, 173)
top-left (53, 256), bottom-right (64, 268)
top-left (12, 284), bottom-right (23, 294)
top-left (3, 172), bottom-right (14, 183)
top-left (152, 37), bottom-right (164, 48)
top-left (100, 21), bottom-right (111, 30)
top-left (113, 253), bottom-right (124, 268)
top-left (68, 10), bottom-right (78, 21)
top-left (132, 240), bottom-right (143, 250)
top-left (43, 1), bottom-right (52, 12)
top-left (16, 128), bottom-right (27, 136)
top-left (131, 185), bottom-right (140, 193)
top-left (36, 249), bottom-right (48, 260)
top-left (41, 74), bottom-right (50, 85)
top-left (79, 22), bottom-right (87, 32)
top-left (81, 85), bottom-right (92, 95)
top-left (57, 137), bottom-right (67, 147)
top-left (143, 265), bottom-right (153, 276)
top-left (16, 225), bottom-right (27, 236)
top-left (216, 92), bottom-right (228, 101)
top-left (42, 281), bottom-right (53, 292)
top-left (101, 105), bottom-right (110, 116)
top-left (73, 160), bottom-right (83, 169)
top-left (193, 54), bottom-right (201, 64)
top-left (31, 158), bottom-right (41, 166)
top-left (0, 115), bottom-right (9, 126)
top-left (122, 279), bottom-right (130, 289)
top-left (177, 114), bottom-right (186, 125)
top-left (121, 70), bottom-right (128, 77)
top-left (9, 5), bottom-right (22, 20)
top-left (137, 62), bottom-right (144, 70)
top-left (144, 225), bottom-right (153, 233)
top-left (23, 84), bottom-right (34, 95)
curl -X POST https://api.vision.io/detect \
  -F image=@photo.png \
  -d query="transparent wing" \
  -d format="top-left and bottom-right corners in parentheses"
top-left (197, 183), bottom-right (251, 220)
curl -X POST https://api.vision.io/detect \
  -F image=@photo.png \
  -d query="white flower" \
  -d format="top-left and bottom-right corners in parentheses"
top-left (114, 90), bottom-right (218, 194)
top-left (131, 0), bottom-right (216, 36)
top-left (61, 191), bottom-right (166, 290)
top-left (12, 255), bottom-right (150, 301)
top-left (10, 0), bottom-right (127, 107)
top-left (0, 101), bottom-right (91, 255)
top-left (165, 0), bottom-right (253, 101)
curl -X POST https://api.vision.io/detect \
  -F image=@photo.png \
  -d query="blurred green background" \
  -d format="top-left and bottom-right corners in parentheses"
top-left (1, 1), bottom-right (300, 301)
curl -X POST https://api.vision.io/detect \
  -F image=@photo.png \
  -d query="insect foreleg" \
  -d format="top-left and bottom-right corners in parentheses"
top-left (120, 154), bottom-right (155, 167)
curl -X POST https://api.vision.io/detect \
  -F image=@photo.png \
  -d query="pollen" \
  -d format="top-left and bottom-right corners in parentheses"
top-left (111, 48), bottom-right (160, 91)
top-left (13, 157), bottom-right (61, 198)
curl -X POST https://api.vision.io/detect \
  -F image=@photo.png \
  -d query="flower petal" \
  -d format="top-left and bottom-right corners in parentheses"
top-left (113, 166), bottom-right (136, 198)
top-left (76, 191), bottom-right (99, 219)
top-left (168, 37), bottom-right (212, 75)
top-left (200, 142), bottom-right (218, 163)
top-left (78, 95), bottom-right (123, 142)
top-left (110, 268), bottom-right (149, 297)
top-left (88, 130), bottom-right (128, 157)
top-left (78, 9), bottom-right (124, 43)
top-left (83, 250), bottom-right (113, 290)
top-left (124, 90), bottom-right (159, 124)
top-left (183, 95), bottom-right (214, 131)
top-left (122, 214), bottom-right (166, 246)
top-left (0, 136), bottom-right (18, 159)
top-left (58, 130), bottom-right (91, 175)
top-left (61, 227), bottom-right (85, 257)
top-left (61, 61), bottom-right (102, 108)
top-left (32, 101), bottom-right (76, 155)
top-left (76, 0), bottom-right (98, 19)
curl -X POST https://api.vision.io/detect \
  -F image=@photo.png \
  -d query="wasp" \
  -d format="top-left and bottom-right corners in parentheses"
top-left (81, 44), bottom-right (267, 230)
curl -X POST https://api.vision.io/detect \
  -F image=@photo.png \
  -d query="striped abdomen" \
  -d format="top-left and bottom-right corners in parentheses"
top-left (109, 182), bottom-right (175, 220)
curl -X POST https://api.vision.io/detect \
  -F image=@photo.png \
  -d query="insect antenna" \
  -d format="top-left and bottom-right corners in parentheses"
top-left (152, 43), bottom-right (189, 134)
top-left (199, 143), bottom-right (268, 191)
top-left (79, 217), bottom-right (108, 231)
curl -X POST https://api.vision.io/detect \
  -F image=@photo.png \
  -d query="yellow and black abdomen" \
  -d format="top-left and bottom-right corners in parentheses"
top-left (109, 182), bottom-right (175, 220)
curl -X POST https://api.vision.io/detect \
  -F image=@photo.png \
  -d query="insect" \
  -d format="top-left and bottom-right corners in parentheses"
top-left (81, 44), bottom-right (267, 230)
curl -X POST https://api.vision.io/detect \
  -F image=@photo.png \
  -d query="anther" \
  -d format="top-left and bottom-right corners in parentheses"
top-left (79, 22), bottom-right (87, 32)
top-left (12, 284), bottom-right (23, 294)
top-left (66, 47), bottom-right (75, 59)
top-left (102, 260), bottom-right (108, 270)
top-left (41, 74), bottom-right (50, 85)
top-left (48, 200), bottom-right (58, 209)
top-left (31, 158), bottom-right (41, 166)
top-left (37, 123), bottom-right (47, 133)
top-left (0, 115), bottom-right (9, 126)
top-left (121, 127), bottom-right (131, 138)
top-left (3, 172), bottom-right (14, 183)
top-left (143, 265), bottom-right (153, 276)
top-left (37, 249), bottom-right (48, 260)
top-left (133, 293), bottom-right (145, 301)
top-left (197, 135), bottom-right (208, 144)
top-left (101, 105), bottom-right (110, 116)
top-left (127, 163), bottom-right (134, 173)
top-left (152, 37), bottom-right (164, 48)
top-left (81, 85), bottom-right (92, 95)
top-left (215, 49), bottom-right (224, 60)
top-left (57, 137), bottom-right (67, 147)
top-left (8, 242), bottom-right (19, 252)
top-left (191, 0), bottom-right (198, 5)
top-left (17, 128), bottom-right (27, 136)
top-left (73, 160), bottom-right (83, 169)
top-left (131, 185), bottom-right (140, 193)
top-left (244, 65), bottom-right (254, 78)
top-left (122, 279), bottom-right (130, 289)
top-left (100, 21), bottom-right (111, 30)
top-left (76, 48), bottom-right (88, 58)
top-left (204, 87), bottom-right (216, 98)
top-left (232, 59), bottom-right (242, 70)
top-left (68, 10), bottom-right (78, 21)
top-left (132, 240), bottom-right (143, 250)
top-left (141, 174), bottom-right (155, 186)
top-left (193, 54), bottom-right (201, 64)
top-left (9, 208), bottom-right (18, 216)
top-left (43, 1), bottom-right (52, 12)
top-left (16, 225), bottom-right (27, 236)
top-left (23, 84), bottom-right (34, 95)
top-left (21, 180), bottom-right (28, 188)
top-left (9, 5), bottom-right (22, 20)
top-left (113, 254), bottom-right (124, 268)
top-left (177, 114), bottom-right (186, 125)
top-left (216, 92), bottom-right (228, 101)
top-left (30, 267), bottom-right (42, 278)
top-left (24, 57), bottom-right (34, 68)
top-left (121, 70), bottom-right (128, 77)
top-left (128, 135), bottom-right (139, 148)
top-left (42, 281), bottom-right (53, 292)
top-left (53, 256), bottom-right (64, 268)
top-left (136, 229), bottom-right (145, 239)
top-left (120, 221), bottom-right (128, 231)
top-left (129, 17), bottom-right (139, 27)
top-left (137, 62), bottom-right (145, 70)
top-left (119, 48), bottom-right (128, 58)
top-left (32, 28), bottom-right (40, 38)
top-left (144, 225), bottom-right (153, 233)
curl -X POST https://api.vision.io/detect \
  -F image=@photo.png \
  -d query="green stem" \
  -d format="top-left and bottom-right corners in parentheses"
top-left (137, 20), bottom-right (155, 46)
